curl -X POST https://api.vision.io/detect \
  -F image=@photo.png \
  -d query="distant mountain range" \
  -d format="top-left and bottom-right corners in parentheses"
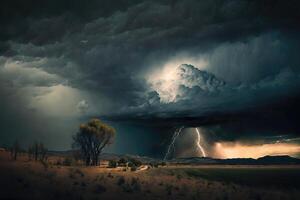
top-left (48, 150), bottom-right (300, 165)
top-left (168, 155), bottom-right (300, 165)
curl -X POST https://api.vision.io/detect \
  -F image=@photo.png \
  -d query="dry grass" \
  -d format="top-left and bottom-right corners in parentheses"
top-left (0, 151), bottom-right (300, 200)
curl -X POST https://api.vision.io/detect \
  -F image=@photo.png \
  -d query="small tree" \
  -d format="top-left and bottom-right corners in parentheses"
top-left (73, 119), bottom-right (116, 166)
top-left (34, 142), bottom-right (39, 161)
top-left (12, 140), bottom-right (20, 160)
top-left (28, 142), bottom-right (47, 161)
top-left (39, 143), bottom-right (48, 161)
top-left (28, 145), bottom-right (34, 160)
top-left (108, 160), bottom-right (117, 168)
top-left (118, 158), bottom-right (127, 166)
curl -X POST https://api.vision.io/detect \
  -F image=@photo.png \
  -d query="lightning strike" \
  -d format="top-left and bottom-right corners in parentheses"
top-left (195, 128), bottom-right (206, 157)
top-left (164, 126), bottom-right (184, 160)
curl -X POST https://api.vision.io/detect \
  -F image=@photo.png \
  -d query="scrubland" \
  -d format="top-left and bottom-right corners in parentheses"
top-left (1, 151), bottom-right (300, 200)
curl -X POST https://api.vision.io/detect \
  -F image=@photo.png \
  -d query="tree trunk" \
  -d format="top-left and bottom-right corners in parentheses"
top-left (34, 145), bottom-right (38, 161)
top-left (85, 156), bottom-right (91, 166)
top-left (92, 156), bottom-right (96, 166)
top-left (95, 156), bottom-right (98, 166)
top-left (91, 153), bottom-right (100, 166)
top-left (14, 150), bottom-right (17, 160)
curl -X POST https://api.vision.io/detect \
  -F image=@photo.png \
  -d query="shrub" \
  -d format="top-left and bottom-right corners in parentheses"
top-left (63, 157), bottom-right (75, 166)
top-left (150, 162), bottom-right (159, 168)
top-left (129, 158), bottom-right (142, 167)
top-left (108, 160), bottom-right (117, 168)
top-left (117, 176), bottom-right (125, 186)
top-left (131, 166), bottom-right (137, 171)
top-left (121, 178), bottom-right (141, 193)
top-left (118, 158), bottom-right (127, 166)
top-left (107, 173), bottom-right (114, 178)
top-left (131, 177), bottom-right (141, 191)
top-left (127, 162), bottom-right (134, 168)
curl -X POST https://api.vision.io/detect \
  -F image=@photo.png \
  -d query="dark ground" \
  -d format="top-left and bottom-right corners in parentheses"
top-left (1, 151), bottom-right (300, 200)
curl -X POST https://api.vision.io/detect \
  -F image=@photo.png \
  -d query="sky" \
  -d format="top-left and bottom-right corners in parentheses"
top-left (1, 0), bottom-right (300, 158)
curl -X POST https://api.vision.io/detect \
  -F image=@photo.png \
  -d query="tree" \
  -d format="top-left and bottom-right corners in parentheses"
top-left (108, 160), bottom-right (117, 168)
top-left (118, 158), bottom-right (127, 166)
top-left (34, 142), bottom-right (39, 161)
top-left (28, 142), bottom-right (47, 161)
top-left (73, 119), bottom-right (116, 166)
top-left (28, 145), bottom-right (34, 160)
top-left (39, 143), bottom-right (48, 161)
top-left (12, 140), bottom-right (20, 160)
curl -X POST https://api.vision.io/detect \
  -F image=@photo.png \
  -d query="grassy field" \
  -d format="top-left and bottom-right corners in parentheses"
top-left (1, 152), bottom-right (300, 200)
top-left (149, 166), bottom-right (300, 189)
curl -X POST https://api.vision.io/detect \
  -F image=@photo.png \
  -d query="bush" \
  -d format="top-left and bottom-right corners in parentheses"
top-left (118, 158), bottom-right (127, 166)
top-left (131, 166), bottom-right (137, 171)
top-left (63, 157), bottom-right (75, 166)
top-left (131, 177), bottom-right (141, 191)
top-left (150, 162), bottom-right (159, 168)
top-left (108, 160), bottom-right (117, 168)
top-left (129, 158), bottom-right (142, 167)
top-left (117, 176), bottom-right (125, 186)
top-left (127, 162), bottom-right (134, 168)
top-left (107, 173), bottom-right (114, 178)
top-left (121, 178), bottom-right (141, 193)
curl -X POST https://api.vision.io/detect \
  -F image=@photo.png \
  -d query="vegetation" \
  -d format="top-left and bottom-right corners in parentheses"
top-left (120, 177), bottom-right (141, 193)
top-left (128, 158), bottom-right (142, 167)
top-left (11, 140), bottom-right (20, 160)
top-left (28, 142), bottom-right (48, 161)
top-left (1, 149), bottom-right (300, 200)
top-left (118, 158), bottom-right (127, 166)
top-left (108, 160), bottom-right (117, 168)
top-left (72, 119), bottom-right (116, 166)
top-left (117, 176), bottom-right (125, 186)
top-left (63, 157), bottom-right (76, 166)
top-left (159, 168), bottom-right (300, 188)
top-left (130, 166), bottom-right (137, 171)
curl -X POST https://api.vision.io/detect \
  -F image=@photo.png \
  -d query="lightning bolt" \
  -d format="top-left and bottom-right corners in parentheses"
top-left (164, 126), bottom-right (184, 160)
top-left (195, 128), bottom-right (206, 157)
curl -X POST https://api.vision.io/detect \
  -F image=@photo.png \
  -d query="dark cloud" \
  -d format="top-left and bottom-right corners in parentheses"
top-left (0, 0), bottom-right (300, 154)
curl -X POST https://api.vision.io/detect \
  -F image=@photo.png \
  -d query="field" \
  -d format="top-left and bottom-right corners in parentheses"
top-left (1, 151), bottom-right (300, 200)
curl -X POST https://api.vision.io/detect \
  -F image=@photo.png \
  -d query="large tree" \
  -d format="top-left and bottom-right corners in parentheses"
top-left (73, 119), bottom-right (115, 166)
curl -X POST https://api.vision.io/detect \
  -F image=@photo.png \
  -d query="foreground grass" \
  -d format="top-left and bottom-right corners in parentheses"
top-left (1, 152), bottom-right (300, 200)
top-left (175, 167), bottom-right (300, 188)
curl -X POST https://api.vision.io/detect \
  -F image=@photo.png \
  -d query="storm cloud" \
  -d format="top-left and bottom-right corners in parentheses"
top-left (1, 0), bottom-right (300, 154)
